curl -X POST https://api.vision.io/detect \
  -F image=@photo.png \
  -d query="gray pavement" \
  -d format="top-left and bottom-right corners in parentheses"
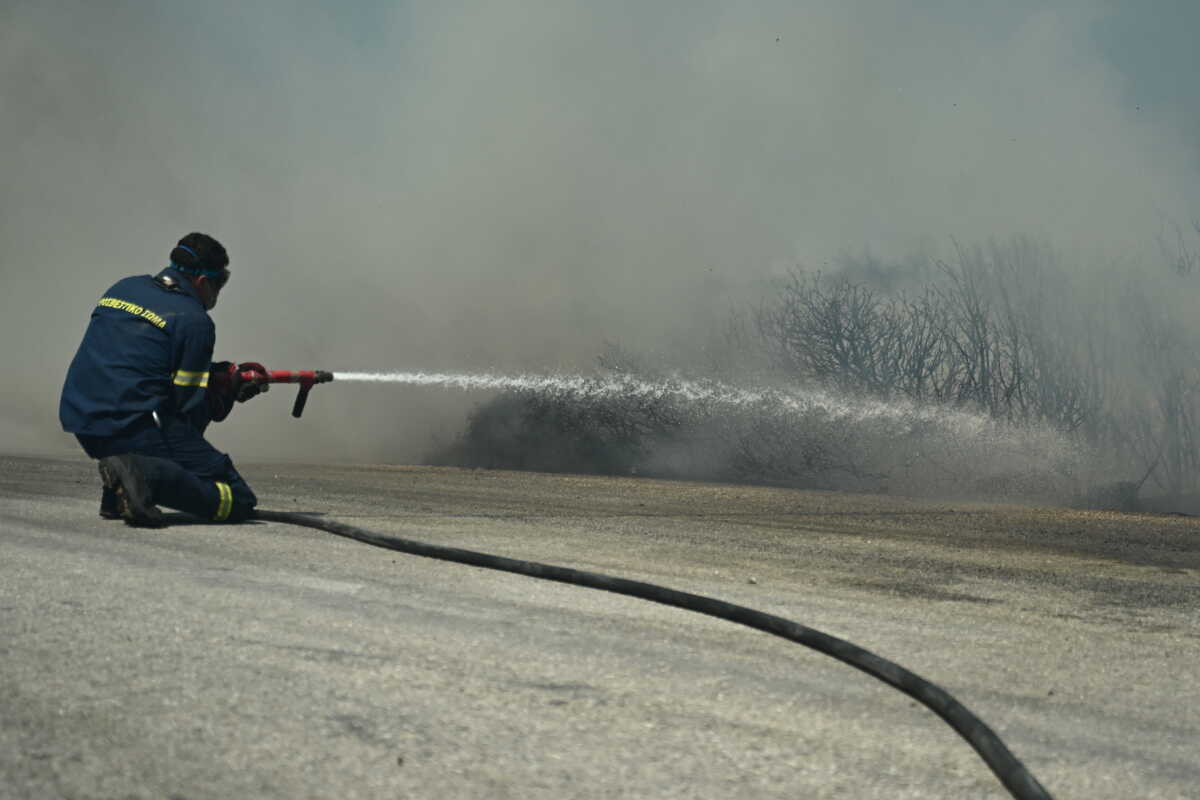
top-left (2, 455), bottom-right (1198, 799)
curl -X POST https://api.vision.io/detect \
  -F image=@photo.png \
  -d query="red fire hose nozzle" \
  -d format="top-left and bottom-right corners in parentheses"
top-left (238, 369), bottom-right (334, 418)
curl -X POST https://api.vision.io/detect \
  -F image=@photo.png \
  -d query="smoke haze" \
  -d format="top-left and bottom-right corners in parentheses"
top-left (3, 1), bottom-right (1198, 462)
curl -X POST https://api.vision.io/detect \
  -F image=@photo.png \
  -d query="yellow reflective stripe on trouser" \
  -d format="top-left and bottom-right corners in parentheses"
top-left (173, 369), bottom-right (209, 387)
top-left (214, 482), bottom-right (233, 521)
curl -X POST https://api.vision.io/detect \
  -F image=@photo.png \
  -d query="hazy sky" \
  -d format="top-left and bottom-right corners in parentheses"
top-left (3, 1), bottom-right (1198, 460)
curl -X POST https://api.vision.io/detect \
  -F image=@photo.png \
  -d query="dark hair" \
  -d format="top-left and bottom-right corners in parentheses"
top-left (170, 232), bottom-right (229, 275)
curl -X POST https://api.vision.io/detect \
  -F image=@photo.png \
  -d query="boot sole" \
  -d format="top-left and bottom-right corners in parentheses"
top-left (98, 456), bottom-right (165, 528)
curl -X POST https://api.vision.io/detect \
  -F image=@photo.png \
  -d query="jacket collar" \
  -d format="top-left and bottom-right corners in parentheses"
top-left (154, 266), bottom-right (206, 306)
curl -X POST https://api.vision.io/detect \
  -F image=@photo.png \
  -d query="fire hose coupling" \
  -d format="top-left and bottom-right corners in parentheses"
top-left (237, 369), bottom-right (335, 418)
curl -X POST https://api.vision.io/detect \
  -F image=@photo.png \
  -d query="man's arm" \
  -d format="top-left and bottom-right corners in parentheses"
top-left (170, 314), bottom-right (217, 430)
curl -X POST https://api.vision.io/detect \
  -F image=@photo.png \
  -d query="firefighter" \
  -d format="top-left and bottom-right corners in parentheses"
top-left (60, 232), bottom-right (267, 526)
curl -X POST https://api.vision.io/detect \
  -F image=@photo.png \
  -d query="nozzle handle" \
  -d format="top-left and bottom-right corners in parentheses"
top-left (236, 369), bottom-right (332, 418)
top-left (292, 383), bottom-right (312, 418)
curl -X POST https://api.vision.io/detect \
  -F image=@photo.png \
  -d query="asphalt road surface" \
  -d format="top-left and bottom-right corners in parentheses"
top-left (3, 455), bottom-right (1198, 799)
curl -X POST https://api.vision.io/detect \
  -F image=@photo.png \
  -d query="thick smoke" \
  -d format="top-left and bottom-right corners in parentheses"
top-left (2, 1), bottom-right (1197, 463)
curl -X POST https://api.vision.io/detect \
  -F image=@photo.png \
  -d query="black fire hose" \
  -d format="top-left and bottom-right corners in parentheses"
top-left (254, 509), bottom-right (1055, 800)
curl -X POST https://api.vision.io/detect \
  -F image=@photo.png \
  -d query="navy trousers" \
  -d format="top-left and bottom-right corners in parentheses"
top-left (77, 413), bottom-right (256, 522)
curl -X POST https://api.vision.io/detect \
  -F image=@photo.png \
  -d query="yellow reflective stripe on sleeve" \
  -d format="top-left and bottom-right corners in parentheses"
top-left (172, 370), bottom-right (209, 387)
top-left (213, 482), bottom-right (233, 521)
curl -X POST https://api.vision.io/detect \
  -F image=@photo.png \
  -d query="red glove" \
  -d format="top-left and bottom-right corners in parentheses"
top-left (206, 361), bottom-right (270, 422)
top-left (234, 362), bottom-right (270, 402)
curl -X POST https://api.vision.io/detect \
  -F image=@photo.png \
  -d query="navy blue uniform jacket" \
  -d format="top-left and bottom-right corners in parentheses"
top-left (60, 269), bottom-right (216, 437)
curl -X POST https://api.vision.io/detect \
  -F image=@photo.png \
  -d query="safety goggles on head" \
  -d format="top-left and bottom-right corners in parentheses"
top-left (207, 267), bottom-right (230, 291)
top-left (174, 243), bottom-right (229, 290)
top-left (171, 262), bottom-right (230, 290)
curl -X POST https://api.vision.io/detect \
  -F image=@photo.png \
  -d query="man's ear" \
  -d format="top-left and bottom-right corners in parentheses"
top-left (190, 275), bottom-right (216, 308)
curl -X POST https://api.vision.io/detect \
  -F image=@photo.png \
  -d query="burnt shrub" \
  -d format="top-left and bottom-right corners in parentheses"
top-left (427, 373), bottom-right (687, 476)
top-left (430, 229), bottom-right (1200, 506)
top-left (757, 239), bottom-right (1099, 432)
top-left (427, 361), bottom-right (1078, 498)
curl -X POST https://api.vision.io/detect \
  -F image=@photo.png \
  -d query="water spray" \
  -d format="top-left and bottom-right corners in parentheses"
top-left (252, 367), bottom-right (950, 422)
top-left (332, 370), bottom-right (957, 422)
top-left (323, 369), bottom-right (1082, 499)
top-left (328, 370), bottom-right (1049, 441)
top-left (258, 368), bottom-right (1078, 497)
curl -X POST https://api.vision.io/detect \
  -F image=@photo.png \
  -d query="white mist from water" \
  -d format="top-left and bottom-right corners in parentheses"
top-left (332, 370), bottom-right (1075, 456)
top-left (333, 369), bottom-right (1087, 502)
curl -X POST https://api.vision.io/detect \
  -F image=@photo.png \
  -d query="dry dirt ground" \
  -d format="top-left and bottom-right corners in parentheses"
top-left (2, 454), bottom-right (1198, 799)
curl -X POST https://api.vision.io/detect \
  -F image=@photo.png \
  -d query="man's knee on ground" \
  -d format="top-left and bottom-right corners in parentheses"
top-left (213, 478), bottom-right (256, 523)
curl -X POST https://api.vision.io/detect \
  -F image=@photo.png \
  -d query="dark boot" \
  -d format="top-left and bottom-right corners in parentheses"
top-left (98, 455), bottom-right (165, 527)
top-left (99, 486), bottom-right (121, 519)
top-left (120, 453), bottom-right (232, 522)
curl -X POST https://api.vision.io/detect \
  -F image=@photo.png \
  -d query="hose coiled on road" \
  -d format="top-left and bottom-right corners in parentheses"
top-left (254, 508), bottom-right (1055, 800)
